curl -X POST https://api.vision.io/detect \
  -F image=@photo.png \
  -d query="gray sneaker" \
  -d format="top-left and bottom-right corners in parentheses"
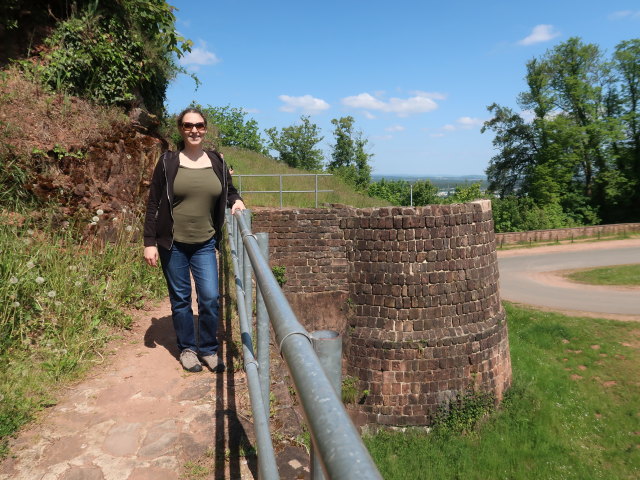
top-left (200, 353), bottom-right (225, 373)
top-left (180, 349), bottom-right (202, 372)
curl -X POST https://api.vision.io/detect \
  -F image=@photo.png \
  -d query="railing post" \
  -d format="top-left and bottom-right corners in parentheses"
top-left (310, 330), bottom-right (343, 480)
top-left (256, 232), bottom-right (271, 418)
top-left (279, 175), bottom-right (283, 208)
top-left (242, 210), bottom-right (253, 326)
top-left (315, 174), bottom-right (319, 208)
top-left (235, 212), bottom-right (243, 274)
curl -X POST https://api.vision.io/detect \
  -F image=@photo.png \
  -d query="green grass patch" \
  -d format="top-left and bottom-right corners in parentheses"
top-left (566, 264), bottom-right (640, 286)
top-left (365, 303), bottom-right (640, 479)
top-left (0, 209), bottom-right (166, 456)
top-left (220, 146), bottom-right (391, 208)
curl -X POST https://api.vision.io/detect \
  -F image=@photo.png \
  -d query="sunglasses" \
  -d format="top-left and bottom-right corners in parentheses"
top-left (181, 122), bottom-right (207, 131)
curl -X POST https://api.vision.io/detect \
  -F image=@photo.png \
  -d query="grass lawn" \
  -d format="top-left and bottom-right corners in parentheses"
top-left (365, 302), bottom-right (640, 479)
top-left (566, 264), bottom-right (640, 286)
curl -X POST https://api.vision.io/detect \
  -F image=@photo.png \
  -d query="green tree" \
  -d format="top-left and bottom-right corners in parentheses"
top-left (265, 116), bottom-right (324, 170)
top-left (614, 39), bottom-right (640, 213)
top-left (367, 178), bottom-right (409, 205)
top-left (367, 178), bottom-right (438, 206)
top-left (482, 37), bottom-right (640, 225)
top-left (36, 0), bottom-right (192, 115)
top-left (199, 104), bottom-right (266, 154)
top-left (449, 183), bottom-right (485, 203)
top-left (410, 180), bottom-right (439, 206)
top-left (328, 116), bottom-right (372, 189)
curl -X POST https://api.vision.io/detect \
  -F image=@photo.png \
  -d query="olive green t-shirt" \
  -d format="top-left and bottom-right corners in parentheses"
top-left (172, 166), bottom-right (222, 244)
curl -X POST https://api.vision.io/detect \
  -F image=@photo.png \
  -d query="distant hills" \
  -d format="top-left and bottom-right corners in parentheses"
top-left (371, 174), bottom-right (488, 190)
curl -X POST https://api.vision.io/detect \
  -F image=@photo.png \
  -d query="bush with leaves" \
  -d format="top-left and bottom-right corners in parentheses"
top-left (265, 116), bottom-right (324, 170)
top-left (35, 0), bottom-right (192, 115)
top-left (196, 104), bottom-right (267, 154)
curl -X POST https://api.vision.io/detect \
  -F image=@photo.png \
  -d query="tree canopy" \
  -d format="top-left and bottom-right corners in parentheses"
top-left (328, 116), bottom-right (373, 190)
top-left (265, 116), bottom-right (324, 170)
top-left (482, 37), bottom-right (640, 224)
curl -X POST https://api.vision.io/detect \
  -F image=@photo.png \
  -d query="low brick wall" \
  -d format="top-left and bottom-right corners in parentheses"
top-left (252, 200), bottom-right (511, 427)
top-left (496, 223), bottom-right (640, 246)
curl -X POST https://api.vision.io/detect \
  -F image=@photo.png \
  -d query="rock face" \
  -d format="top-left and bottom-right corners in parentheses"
top-left (29, 125), bottom-right (164, 217)
top-left (252, 201), bottom-right (512, 427)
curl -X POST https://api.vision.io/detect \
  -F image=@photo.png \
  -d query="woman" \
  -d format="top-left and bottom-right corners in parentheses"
top-left (143, 107), bottom-right (245, 372)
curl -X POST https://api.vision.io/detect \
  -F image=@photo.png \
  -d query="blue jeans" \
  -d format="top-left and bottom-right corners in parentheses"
top-left (159, 237), bottom-right (219, 356)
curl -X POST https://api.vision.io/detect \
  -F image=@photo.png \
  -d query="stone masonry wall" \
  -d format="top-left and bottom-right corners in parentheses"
top-left (496, 222), bottom-right (640, 246)
top-left (252, 200), bottom-right (512, 426)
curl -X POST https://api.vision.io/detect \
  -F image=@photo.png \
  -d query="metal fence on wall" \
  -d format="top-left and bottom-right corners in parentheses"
top-left (224, 209), bottom-right (382, 480)
top-left (234, 173), bottom-right (333, 207)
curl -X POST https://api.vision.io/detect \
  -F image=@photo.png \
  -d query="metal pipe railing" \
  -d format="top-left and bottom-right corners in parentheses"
top-left (233, 173), bottom-right (333, 207)
top-left (227, 210), bottom-right (382, 480)
top-left (226, 212), bottom-right (279, 480)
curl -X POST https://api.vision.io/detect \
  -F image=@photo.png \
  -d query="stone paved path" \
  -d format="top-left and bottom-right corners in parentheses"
top-left (0, 296), bottom-right (309, 480)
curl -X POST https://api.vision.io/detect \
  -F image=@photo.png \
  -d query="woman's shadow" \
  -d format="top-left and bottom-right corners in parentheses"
top-left (143, 315), bottom-right (180, 359)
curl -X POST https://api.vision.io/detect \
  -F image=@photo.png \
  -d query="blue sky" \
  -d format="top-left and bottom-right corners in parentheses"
top-left (165, 1), bottom-right (640, 176)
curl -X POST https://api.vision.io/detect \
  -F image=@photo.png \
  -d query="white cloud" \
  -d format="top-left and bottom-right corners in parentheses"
top-left (180, 43), bottom-right (220, 68)
top-left (430, 133), bottom-right (445, 138)
top-left (278, 95), bottom-right (330, 115)
top-left (373, 134), bottom-right (393, 141)
top-left (385, 125), bottom-right (405, 132)
top-left (608, 10), bottom-right (640, 20)
top-left (363, 111), bottom-right (377, 120)
top-left (342, 91), bottom-right (442, 117)
top-left (518, 25), bottom-right (561, 46)
top-left (457, 117), bottom-right (484, 129)
top-left (439, 116), bottom-right (485, 133)
top-left (342, 93), bottom-right (386, 110)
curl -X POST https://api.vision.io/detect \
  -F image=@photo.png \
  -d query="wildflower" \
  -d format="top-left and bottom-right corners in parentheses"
top-left (55, 301), bottom-right (62, 307)
top-left (47, 290), bottom-right (56, 298)
top-left (26, 261), bottom-right (35, 269)
top-left (27, 229), bottom-right (34, 236)
top-left (96, 209), bottom-right (104, 216)
top-left (35, 276), bottom-right (45, 284)
top-left (92, 216), bottom-right (99, 222)
top-left (68, 265), bottom-right (77, 271)
top-left (12, 301), bottom-right (20, 308)
top-left (125, 225), bottom-right (133, 232)
top-left (74, 281), bottom-right (82, 287)
top-left (90, 222), bottom-right (97, 226)
top-left (9, 276), bottom-right (18, 284)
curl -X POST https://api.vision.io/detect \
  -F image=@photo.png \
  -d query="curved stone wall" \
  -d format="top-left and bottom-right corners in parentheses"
top-left (252, 200), bottom-right (511, 427)
top-left (343, 201), bottom-right (510, 425)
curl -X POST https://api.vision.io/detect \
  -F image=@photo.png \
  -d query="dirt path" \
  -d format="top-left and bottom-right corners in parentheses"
top-left (0, 295), bottom-right (309, 480)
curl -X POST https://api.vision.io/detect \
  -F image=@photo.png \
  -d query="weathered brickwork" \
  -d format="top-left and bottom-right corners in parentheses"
top-left (252, 200), bottom-right (512, 426)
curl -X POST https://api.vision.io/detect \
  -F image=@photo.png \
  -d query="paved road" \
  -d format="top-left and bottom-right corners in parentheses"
top-left (497, 241), bottom-right (640, 317)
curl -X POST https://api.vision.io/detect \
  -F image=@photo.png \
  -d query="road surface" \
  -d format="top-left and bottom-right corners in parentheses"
top-left (497, 239), bottom-right (640, 318)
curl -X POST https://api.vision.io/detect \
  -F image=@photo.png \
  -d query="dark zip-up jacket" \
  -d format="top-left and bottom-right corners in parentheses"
top-left (143, 150), bottom-right (242, 250)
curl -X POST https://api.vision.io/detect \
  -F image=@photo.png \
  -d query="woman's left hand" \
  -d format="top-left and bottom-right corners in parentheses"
top-left (231, 199), bottom-right (246, 215)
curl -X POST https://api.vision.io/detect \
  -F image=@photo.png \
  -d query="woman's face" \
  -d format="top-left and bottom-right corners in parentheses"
top-left (180, 112), bottom-right (207, 148)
